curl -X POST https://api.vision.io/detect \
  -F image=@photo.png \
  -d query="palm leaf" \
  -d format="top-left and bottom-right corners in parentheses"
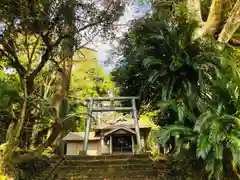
top-left (197, 134), bottom-right (211, 159)
top-left (213, 143), bottom-right (223, 160)
top-left (194, 112), bottom-right (212, 132)
top-left (157, 125), bottom-right (193, 145)
top-left (205, 155), bottom-right (223, 180)
top-left (209, 120), bottom-right (222, 143)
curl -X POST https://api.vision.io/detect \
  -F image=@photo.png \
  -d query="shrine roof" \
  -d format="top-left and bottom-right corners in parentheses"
top-left (63, 132), bottom-right (100, 141)
top-left (104, 127), bottom-right (136, 136)
top-left (93, 118), bottom-right (151, 130)
top-left (63, 118), bottom-right (151, 141)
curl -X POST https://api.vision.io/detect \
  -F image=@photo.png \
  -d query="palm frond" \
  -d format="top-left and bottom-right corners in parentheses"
top-left (209, 120), bottom-right (222, 143)
top-left (194, 112), bottom-right (212, 132)
top-left (213, 143), bottom-right (223, 160)
top-left (205, 155), bottom-right (223, 180)
top-left (197, 134), bottom-right (211, 159)
top-left (157, 125), bottom-right (193, 145)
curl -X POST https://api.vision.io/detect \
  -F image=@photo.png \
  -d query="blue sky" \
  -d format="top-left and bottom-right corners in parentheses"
top-left (87, 2), bottom-right (151, 74)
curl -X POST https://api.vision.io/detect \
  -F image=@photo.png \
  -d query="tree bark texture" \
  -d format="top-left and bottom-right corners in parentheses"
top-left (2, 83), bottom-right (28, 163)
top-left (189, 0), bottom-right (222, 39)
top-left (187, 0), bottom-right (240, 44)
top-left (187, 0), bottom-right (203, 24)
top-left (12, 24), bottom-right (75, 165)
top-left (218, 0), bottom-right (240, 43)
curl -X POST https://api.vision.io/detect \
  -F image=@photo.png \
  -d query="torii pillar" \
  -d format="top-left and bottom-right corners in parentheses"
top-left (82, 97), bottom-right (141, 154)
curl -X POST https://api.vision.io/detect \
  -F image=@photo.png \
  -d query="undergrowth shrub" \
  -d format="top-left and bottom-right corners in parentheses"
top-left (16, 157), bottom-right (51, 180)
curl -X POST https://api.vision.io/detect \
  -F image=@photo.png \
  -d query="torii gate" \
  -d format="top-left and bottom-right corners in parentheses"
top-left (83, 96), bottom-right (141, 153)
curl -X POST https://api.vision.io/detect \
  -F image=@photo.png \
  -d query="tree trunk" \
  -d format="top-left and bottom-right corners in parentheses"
top-left (2, 83), bottom-right (28, 163)
top-left (1, 4), bottom-right (76, 169)
top-left (203, 0), bottom-right (222, 36)
top-left (187, 0), bottom-right (203, 24)
top-left (192, 0), bottom-right (222, 39)
top-left (0, 163), bottom-right (15, 180)
top-left (29, 122), bottom-right (39, 149)
top-left (0, 144), bottom-right (17, 180)
top-left (6, 121), bottom-right (16, 142)
top-left (0, 81), bottom-right (29, 179)
top-left (11, 122), bottom-right (62, 164)
top-left (12, 24), bottom-right (75, 166)
top-left (12, 53), bottom-right (73, 164)
top-left (21, 78), bottom-right (37, 149)
top-left (0, 159), bottom-right (7, 179)
top-left (218, 0), bottom-right (240, 43)
top-left (186, 0), bottom-right (240, 44)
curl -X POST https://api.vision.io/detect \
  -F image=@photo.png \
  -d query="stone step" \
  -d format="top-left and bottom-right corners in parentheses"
top-left (64, 153), bottom-right (150, 161)
top-left (54, 169), bottom-right (158, 178)
top-left (55, 177), bottom-right (159, 180)
top-left (58, 164), bottom-right (155, 172)
top-left (48, 154), bottom-right (164, 180)
top-left (62, 158), bottom-right (153, 166)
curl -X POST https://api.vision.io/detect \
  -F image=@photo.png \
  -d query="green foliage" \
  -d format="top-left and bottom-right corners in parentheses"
top-left (140, 112), bottom-right (161, 157)
top-left (0, 2), bottom-right (125, 179)
top-left (68, 48), bottom-right (116, 131)
top-left (16, 157), bottom-right (52, 180)
top-left (0, 70), bottom-right (21, 141)
top-left (112, 6), bottom-right (240, 179)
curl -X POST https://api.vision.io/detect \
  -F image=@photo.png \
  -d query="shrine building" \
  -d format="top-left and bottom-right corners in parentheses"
top-left (63, 118), bottom-right (151, 155)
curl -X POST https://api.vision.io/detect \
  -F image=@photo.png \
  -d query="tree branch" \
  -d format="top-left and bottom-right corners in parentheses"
top-left (218, 0), bottom-right (240, 44)
top-left (53, 34), bottom-right (70, 47)
top-left (187, 0), bottom-right (203, 24)
top-left (204, 0), bottom-right (222, 35)
top-left (77, 18), bottom-right (105, 32)
top-left (193, 0), bottom-right (222, 39)
top-left (27, 16), bottom-right (107, 80)
top-left (12, 122), bottom-right (62, 165)
top-left (44, 73), bottom-right (56, 99)
top-left (2, 84), bottom-right (28, 162)
top-left (28, 36), bottom-right (40, 70)
top-left (229, 38), bottom-right (240, 46)
top-left (27, 33), bottom-right (53, 80)
top-left (11, 108), bottom-right (98, 165)
top-left (27, 0), bottom-right (114, 81)
top-left (1, 41), bottom-right (27, 77)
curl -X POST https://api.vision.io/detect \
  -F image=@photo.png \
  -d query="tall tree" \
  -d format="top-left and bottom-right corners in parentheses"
top-left (149, 0), bottom-right (240, 45)
top-left (111, 8), bottom-right (240, 179)
top-left (0, 0), bottom-right (124, 178)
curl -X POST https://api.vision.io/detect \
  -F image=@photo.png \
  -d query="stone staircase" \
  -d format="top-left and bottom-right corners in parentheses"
top-left (50, 154), bottom-right (167, 180)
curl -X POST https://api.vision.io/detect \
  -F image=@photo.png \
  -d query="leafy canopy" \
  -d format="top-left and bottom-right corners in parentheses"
top-left (112, 5), bottom-right (240, 179)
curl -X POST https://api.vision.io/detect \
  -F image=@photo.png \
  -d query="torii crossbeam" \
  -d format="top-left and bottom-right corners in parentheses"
top-left (83, 96), bottom-right (141, 153)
